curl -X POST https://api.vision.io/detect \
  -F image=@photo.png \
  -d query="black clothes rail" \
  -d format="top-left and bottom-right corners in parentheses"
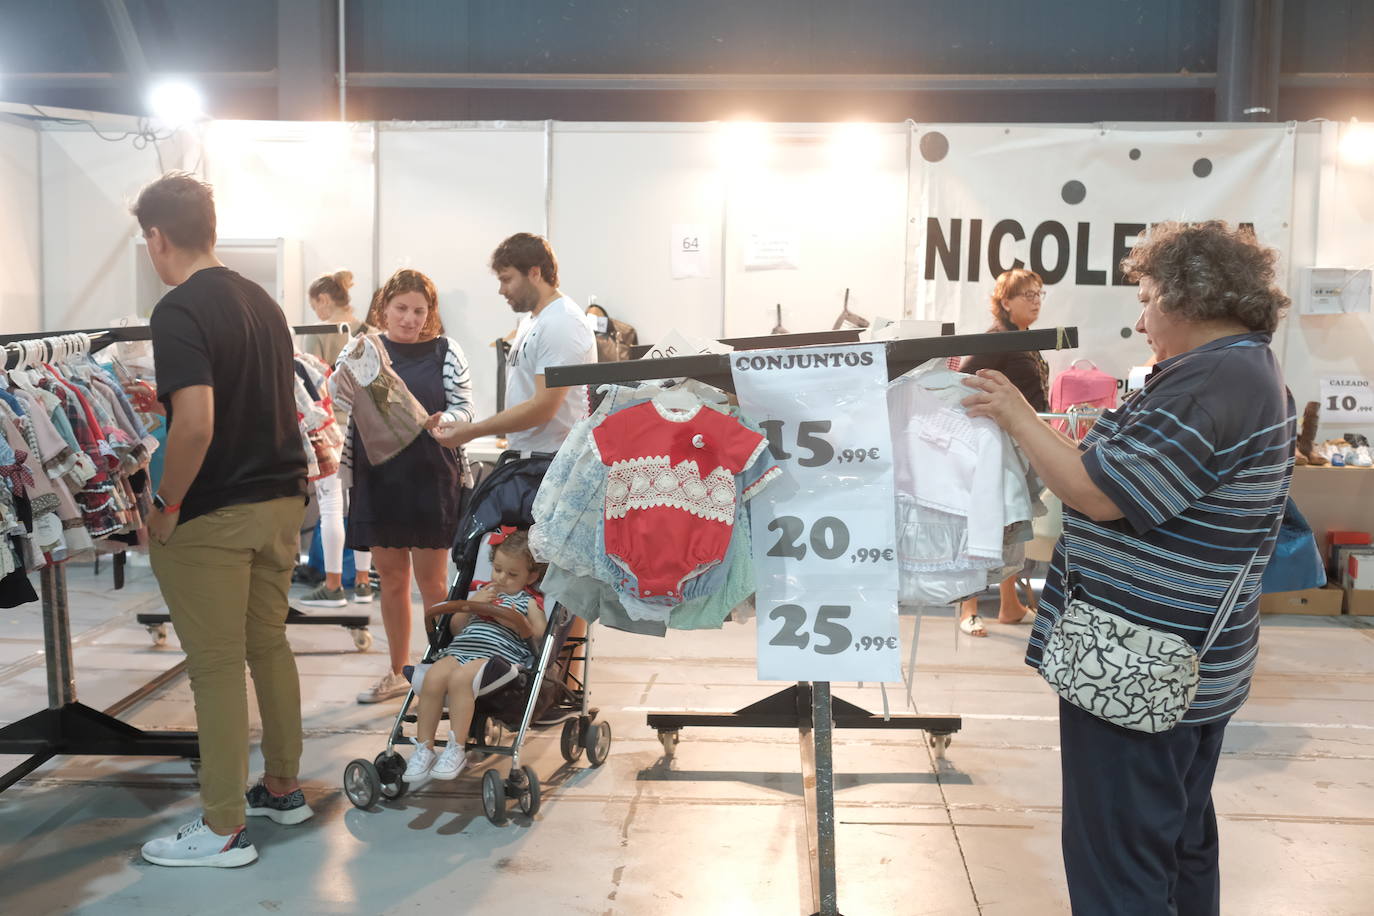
top-left (624, 322), bottom-right (958, 361)
top-left (1, 323), bottom-right (348, 367)
top-left (0, 322), bottom-right (358, 794)
top-left (545, 325), bottom-right (1079, 916)
top-left (547, 326), bottom-right (1074, 392)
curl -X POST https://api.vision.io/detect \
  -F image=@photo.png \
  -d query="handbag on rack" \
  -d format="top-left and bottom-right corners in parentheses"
top-left (1260, 498), bottom-right (1326, 594)
top-left (1039, 522), bottom-right (1259, 734)
top-left (1049, 359), bottom-right (1118, 437)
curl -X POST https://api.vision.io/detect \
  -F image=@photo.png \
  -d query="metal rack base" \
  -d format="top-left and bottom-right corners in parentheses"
top-left (0, 702), bottom-right (199, 793)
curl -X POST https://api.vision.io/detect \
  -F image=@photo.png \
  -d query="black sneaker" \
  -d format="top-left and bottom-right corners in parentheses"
top-left (292, 564), bottom-right (324, 586)
top-left (245, 782), bottom-right (314, 826)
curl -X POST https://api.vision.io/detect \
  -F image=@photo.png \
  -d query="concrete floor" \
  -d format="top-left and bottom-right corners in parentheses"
top-left (2, 558), bottom-right (1373, 915)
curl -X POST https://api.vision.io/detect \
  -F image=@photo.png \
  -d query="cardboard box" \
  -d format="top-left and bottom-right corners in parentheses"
top-left (1347, 589), bottom-right (1374, 616)
top-left (1260, 586), bottom-right (1345, 615)
top-left (1328, 530), bottom-right (1372, 573)
top-left (1347, 554), bottom-right (1374, 591)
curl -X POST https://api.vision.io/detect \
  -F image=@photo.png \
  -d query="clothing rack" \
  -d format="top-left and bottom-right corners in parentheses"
top-left (0, 321), bottom-right (354, 794)
top-left (545, 325), bottom-right (1079, 916)
top-left (624, 323), bottom-right (957, 361)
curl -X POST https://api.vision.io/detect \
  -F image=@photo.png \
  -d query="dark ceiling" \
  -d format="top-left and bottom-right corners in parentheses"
top-left (1, 0), bottom-right (1372, 123)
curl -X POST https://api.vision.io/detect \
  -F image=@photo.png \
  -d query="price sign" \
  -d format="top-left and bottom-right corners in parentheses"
top-left (1320, 376), bottom-right (1374, 424)
top-left (732, 343), bottom-right (901, 682)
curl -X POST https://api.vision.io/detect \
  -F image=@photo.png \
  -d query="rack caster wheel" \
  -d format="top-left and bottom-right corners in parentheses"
top-left (560, 718), bottom-right (584, 763)
top-left (147, 624), bottom-right (168, 646)
top-left (585, 720), bottom-right (612, 768)
top-left (344, 758), bottom-right (380, 809)
top-left (350, 628), bottom-right (373, 652)
top-left (374, 751), bottom-right (408, 800)
top-left (514, 764), bottom-right (541, 817)
top-left (929, 733), bottom-right (953, 760)
top-left (482, 768), bottom-right (508, 824)
top-left (657, 728), bottom-right (680, 761)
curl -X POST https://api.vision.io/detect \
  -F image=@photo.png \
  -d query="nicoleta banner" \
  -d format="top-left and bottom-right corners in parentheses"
top-left (905, 124), bottom-right (1296, 390)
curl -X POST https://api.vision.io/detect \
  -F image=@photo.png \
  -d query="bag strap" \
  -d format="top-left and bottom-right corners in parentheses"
top-left (1061, 517), bottom-right (1262, 659)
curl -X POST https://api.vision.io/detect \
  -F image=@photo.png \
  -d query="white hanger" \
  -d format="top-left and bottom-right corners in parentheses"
top-left (653, 383), bottom-right (704, 411)
top-left (903, 357), bottom-right (965, 389)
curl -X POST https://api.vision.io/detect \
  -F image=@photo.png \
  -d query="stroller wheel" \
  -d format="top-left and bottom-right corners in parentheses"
top-left (482, 768), bottom-right (508, 825)
top-left (560, 719), bottom-right (585, 763)
top-left (585, 720), bottom-right (612, 768)
top-left (516, 765), bottom-right (541, 817)
top-left (374, 751), bottom-right (408, 800)
top-left (344, 758), bottom-right (380, 809)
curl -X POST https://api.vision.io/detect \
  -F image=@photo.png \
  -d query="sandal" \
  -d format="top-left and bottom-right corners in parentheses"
top-left (959, 614), bottom-right (988, 637)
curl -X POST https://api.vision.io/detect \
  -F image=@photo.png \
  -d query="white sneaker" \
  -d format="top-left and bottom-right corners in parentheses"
top-left (140, 815), bottom-right (258, 868)
top-left (431, 731), bottom-right (467, 780)
top-left (356, 671), bottom-right (409, 704)
top-left (404, 739), bottom-right (436, 784)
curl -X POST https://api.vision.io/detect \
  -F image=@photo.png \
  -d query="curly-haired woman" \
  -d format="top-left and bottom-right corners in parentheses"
top-left (962, 221), bottom-right (1295, 915)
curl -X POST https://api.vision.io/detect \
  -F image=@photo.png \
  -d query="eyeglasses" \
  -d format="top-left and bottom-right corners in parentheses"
top-left (1016, 290), bottom-right (1047, 302)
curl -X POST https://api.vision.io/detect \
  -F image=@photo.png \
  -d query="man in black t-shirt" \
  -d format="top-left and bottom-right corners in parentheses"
top-left (126, 172), bottom-right (311, 869)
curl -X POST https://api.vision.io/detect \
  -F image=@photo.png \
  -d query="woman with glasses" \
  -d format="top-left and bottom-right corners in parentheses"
top-left (956, 268), bottom-right (1049, 636)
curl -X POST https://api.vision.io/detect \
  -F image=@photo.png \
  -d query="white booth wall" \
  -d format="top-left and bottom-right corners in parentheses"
top-left (1284, 121), bottom-right (1374, 429)
top-left (0, 117), bottom-right (42, 333)
top-left (377, 124), bottom-right (548, 421)
top-left (39, 129), bottom-right (164, 331)
top-left (10, 115), bottom-right (1374, 434)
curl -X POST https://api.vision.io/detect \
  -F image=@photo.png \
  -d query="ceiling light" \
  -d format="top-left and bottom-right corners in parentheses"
top-left (147, 79), bottom-right (204, 128)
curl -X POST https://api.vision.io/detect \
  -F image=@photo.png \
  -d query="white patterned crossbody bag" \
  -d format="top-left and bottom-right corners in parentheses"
top-left (1039, 524), bottom-right (1259, 734)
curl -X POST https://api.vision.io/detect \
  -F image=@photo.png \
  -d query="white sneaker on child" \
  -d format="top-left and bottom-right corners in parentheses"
top-left (431, 730), bottom-right (467, 780)
top-left (403, 739), bottom-right (436, 784)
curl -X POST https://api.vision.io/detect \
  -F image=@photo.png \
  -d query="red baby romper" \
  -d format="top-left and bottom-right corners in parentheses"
top-left (592, 401), bottom-right (768, 600)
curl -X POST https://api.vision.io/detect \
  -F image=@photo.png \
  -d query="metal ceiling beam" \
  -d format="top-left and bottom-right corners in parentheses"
top-left (100, 0), bottom-right (151, 80)
top-left (342, 71), bottom-right (1220, 92)
top-left (1216, 0), bottom-right (1283, 120)
top-left (4, 72), bottom-right (278, 90)
top-left (11, 69), bottom-right (1374, 98)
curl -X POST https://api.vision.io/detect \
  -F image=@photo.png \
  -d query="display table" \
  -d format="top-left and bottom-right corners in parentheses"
top-left (1290, 466), bottom-right (1374, 545)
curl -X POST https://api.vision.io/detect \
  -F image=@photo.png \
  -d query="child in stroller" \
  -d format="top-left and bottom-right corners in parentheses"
top-left (403, 530), bottom-right (547, 785)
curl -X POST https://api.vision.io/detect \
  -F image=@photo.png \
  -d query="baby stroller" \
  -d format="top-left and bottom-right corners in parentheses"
top-left (342, 452), bottom-right (612, 824)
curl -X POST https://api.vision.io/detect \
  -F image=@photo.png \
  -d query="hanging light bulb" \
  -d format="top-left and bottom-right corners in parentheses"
top-left (147, 79), bottom-right (205, 129)
top-left (1339, 117), bottom-right (1374, 167)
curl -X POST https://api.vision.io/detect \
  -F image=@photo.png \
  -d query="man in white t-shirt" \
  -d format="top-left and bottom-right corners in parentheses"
top-left (435, 233), bottom-right (595, 454)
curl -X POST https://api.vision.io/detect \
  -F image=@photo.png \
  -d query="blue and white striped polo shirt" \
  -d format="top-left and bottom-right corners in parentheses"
top-left (1026, 332), bottom-right (1296, 725)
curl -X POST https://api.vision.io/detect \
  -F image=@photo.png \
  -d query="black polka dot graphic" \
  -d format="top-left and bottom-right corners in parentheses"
top-left (919, 131), bottom-right (949, 163)
top-left (1120, 328), bottom-right (1133, 338)
top-left (1129, 148), bottom-right (1141, 160)
top-left (1061, 180), bottom-right (1086, 205)
top-left (1193, 158), bottom-right (1213, 178)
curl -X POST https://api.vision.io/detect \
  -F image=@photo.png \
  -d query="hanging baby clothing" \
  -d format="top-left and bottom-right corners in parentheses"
top-left (532, 382), bottom-right (772, 633)
top-left (591, 400), bottom-right (769, 603)
top-left (887, 360), bottom-right (1037, 605)
top-left (332, 333), bottom-right (431, 467)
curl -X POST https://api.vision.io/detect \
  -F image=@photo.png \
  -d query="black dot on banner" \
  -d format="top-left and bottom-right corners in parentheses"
top-left (1193, 157), bottom-right (1213, 178)
top-left (1061, 180), bottom-right (1087, 205)
top-left (1120, 327), bottom-right (1133, 338)
top-left (919, 131), bottom-right (949, 162)
top-left (1129, 148), bottom-right (1142, 160)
